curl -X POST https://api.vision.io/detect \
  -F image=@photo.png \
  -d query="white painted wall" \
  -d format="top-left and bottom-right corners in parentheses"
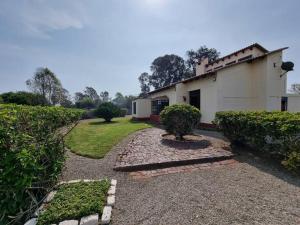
top-left (132, 98), bottom-right (151, 118)
top-left (287, 95), bottom-right (300, 112)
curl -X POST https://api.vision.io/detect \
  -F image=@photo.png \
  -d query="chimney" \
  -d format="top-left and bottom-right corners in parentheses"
top-left (196, 57), bottom-right (209, 76)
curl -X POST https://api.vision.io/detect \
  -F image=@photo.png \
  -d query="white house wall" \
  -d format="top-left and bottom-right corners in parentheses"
top-left (182, 78), bottom-right (218, 123)
top-left (132, 98), bottom-right (151, 118)
top-left (287, 95), bottom-right (300, 112)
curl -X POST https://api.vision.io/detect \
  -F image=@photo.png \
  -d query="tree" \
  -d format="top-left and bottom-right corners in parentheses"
top-left (149, 54), bottom-right (188, 89)
top-left (75, 97), bottom-right (95, 109)
top-left (112, 92), bottom-right (126, 107)
top-left (290, 83), bottom-right (300, 94)
top-left (100, 91), bottom-right (110, 102)
top-left (138, 72), bottom-right (150, 96)
top-left (0, 91), bottom-right (47, 106)
top-left (84, 87), bottom-right (100, 103)
top-left (26, 67), bottom-right (64, 105)
top-left (186, 46), bottom-right (220, 76)
top-left (95, 102), bottom-right (121, 122)
top-left (74, 92), bottom-right (86, 102)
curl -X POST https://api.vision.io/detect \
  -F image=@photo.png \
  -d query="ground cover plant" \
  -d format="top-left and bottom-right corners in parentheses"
top-left (215, 111), bottom-right (300, 172)
top-left (65, 117), bottom-right (152, 158)
top-left (0, 104), bottom-right (83, 224)
top-left (160, 104), bottom-right (201, 140)
top-left (37, 180), bottom-right (110, 225)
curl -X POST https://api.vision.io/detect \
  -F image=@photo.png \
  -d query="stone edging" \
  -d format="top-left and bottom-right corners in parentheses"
top-left (24, 179), bottom-right (117, 225)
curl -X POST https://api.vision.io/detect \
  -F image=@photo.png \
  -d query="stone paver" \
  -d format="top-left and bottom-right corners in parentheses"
top-left (107, 195), bottom-right (115, 206)
top-left (115, 128), bottom-right (233, 171)
top-left (79, 214), bottom-right (98, 225)
top-left (45, 191), bottom-right (57, 203)
top-left (59, 220), bottom-right (78, 225)
top-left (24, 218), bottom-right (37, 225)
top-left (101, 206), bottom-right (112, 224)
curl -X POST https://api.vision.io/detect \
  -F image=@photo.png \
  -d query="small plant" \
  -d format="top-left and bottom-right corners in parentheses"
top-left (160, 104), bottom-right (201, 140)
top-left (95, 102), bottom-right (121, 122)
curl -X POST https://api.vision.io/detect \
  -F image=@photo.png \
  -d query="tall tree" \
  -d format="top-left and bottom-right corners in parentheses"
top-left (100, 91), bottom-right (110, 102)
top-left (112, 92), bottom-right (126, 107)
top-left (74, 92), bottom-right (86, 102)
top-left (186, 46), bottom-right (220, 75)
top-left (138, 72), bottom-right (150, 96)
top-left (26, 67), bottom-right (64, 105)
top-left (84, 87), bottom-right (100, 102)
top-left (290, 83), bottom-right (300, 94)
top-left (149, 54), bottom-right (187, 89)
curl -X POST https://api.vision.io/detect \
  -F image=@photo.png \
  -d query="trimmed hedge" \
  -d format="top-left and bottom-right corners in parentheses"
top-left (160, 104), bottom-right (201, 139)
top-left (215, 111), bottom-right (300, 172)
top-left (0, 104), bottom-right (84, 224)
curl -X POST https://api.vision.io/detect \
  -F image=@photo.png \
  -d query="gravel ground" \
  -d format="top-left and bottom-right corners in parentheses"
top-left (61, 129), bottom-right (300, 225)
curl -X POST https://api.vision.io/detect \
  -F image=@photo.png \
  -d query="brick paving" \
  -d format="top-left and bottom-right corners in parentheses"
top-left (114, 128), bottom-right (234, 171)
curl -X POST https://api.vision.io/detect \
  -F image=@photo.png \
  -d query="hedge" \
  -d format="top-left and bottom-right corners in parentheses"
top-left (214, 111), bottom-right (300, 172)
top-left (0, 104), bottom-right (84, 225)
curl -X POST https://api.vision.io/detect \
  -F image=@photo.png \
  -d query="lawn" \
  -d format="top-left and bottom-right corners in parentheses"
top-left (65, 117), bottom-right (152, 158)
top-left (37, 180), bottom-right (110, 225)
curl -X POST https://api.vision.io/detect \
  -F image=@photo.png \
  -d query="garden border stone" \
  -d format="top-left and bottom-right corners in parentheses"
top-left (24, 179), bottom-right (117, 225)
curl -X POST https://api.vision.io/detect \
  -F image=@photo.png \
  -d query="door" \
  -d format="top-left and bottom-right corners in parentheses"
top-left (189, 89), bottom-right (200, 109)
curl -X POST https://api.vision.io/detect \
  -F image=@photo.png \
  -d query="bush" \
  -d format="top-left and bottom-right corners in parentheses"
top-left (0, 91), bottom-right (48, 106)
top-left (215, 111), bottom-right (300, 172)
top-left (0, 104), bottom-right (84, 224)
top-left (95, 102), bottom-right (121, 122)
top-left (160, 104), bottom-right (201, 140)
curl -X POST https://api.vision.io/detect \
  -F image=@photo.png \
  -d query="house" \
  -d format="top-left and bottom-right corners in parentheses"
top-left (132, 43), bottom-right (300, 124)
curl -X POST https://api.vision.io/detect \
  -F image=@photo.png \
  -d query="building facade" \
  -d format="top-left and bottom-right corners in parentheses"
top-left (133, 43), bottom-right (300, 124)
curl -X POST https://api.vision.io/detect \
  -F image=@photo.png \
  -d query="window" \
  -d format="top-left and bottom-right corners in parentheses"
top-left (281, 97), bottom-right (288, 111)
top-left (133, 102), bottom-right (136, 114)
top-left (189, 89), bottom-right (200, 109)
top-left (151, 99), bottom-right (169, 115)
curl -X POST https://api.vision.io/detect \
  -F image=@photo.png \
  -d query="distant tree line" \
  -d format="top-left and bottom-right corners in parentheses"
top-left (138, 45), bottom-right (220, 96)
top-left (0, 67), bottom-right (136, 115)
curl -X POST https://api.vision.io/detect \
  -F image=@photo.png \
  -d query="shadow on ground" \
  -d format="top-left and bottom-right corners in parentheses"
top-left (160, 138), bottom-right (212, 150)
top-left (232, 145), bottom-right (300, 188)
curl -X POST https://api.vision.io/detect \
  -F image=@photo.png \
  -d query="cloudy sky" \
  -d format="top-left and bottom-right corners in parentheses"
top-left (0, 0), bottom-right (299, 97)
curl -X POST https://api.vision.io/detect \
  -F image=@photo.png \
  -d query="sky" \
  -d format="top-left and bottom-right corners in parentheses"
top-left (0, 0), bottom-right (299, 98)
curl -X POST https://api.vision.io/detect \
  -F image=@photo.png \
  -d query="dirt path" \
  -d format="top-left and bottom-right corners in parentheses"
top-left (61, 128), bottom-right (300, 225)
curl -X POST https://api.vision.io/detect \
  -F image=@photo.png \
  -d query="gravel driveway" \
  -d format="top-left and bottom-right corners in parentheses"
top-left (61, 128), bottom-right (300, 225)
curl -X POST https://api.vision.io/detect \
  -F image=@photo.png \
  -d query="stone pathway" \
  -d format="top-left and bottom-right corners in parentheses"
top-left (61, 128), bottom-right (300, 225)
top-left (114, 128), bottom-right (233, 171)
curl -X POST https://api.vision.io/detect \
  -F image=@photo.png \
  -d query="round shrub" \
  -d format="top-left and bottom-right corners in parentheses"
top-left (160, 104), bottom-right (201, 140)
top-left (95, 102), bottom-right (121, 122)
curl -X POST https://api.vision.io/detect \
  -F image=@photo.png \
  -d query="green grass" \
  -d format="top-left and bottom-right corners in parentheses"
top-left (37, 180), bottom-right (110, 225)
top-left (65, 117), bottom-right (152, 158)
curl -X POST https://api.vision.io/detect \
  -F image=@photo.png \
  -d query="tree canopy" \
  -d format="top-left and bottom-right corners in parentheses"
top-left (137, 45), bottom-right (220, 93)
top-left (26, 67), bottom-right (69, 106)
top-left (149, 54), bottom-right (188, 90)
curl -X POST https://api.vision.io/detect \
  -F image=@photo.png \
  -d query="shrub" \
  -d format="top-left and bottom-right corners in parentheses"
top-left (0, 91), bottom-right (48, 106)
top-left (95, 102), bottom-right (121, 122)
top-left (0, 104), bottom-right (84, 224)
top-left (215, 111), bottom-right (300, 172)
top-left (160, 104), bottom-right (201, 140)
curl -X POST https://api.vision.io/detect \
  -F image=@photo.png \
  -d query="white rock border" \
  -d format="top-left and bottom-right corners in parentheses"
top-left (24, 179), bottom-right (117, 225)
